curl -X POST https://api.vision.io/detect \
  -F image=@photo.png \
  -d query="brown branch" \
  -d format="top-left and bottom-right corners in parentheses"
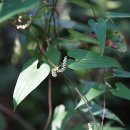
top-left (62, 74), bottom-right (100, 130)
top-left (0, 104), bottom-right (36, 130)
top-left (43, 76), bottom-right (52, 130)
top-left (62, 76), bottom-right (88, 123)
top-left (101, 94), bottom-right (106, 129)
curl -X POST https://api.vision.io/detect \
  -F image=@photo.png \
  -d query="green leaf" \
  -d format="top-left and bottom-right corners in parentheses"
top-left (111, 83), bottom-right (130, 100)
top-left (80, 102), bottom-right (124, 126)
top-left (76, 84), bottom-right (107, 109)
top-left (68, 49), bottom-right (121, 70)
top-left (102, 109), bottom-right (125, 126)
top-left (13, 59), bottom-right (50, 109)
top-left (68, 0), bottom-right (90, 9)
top-left (0, 114), bottom-right (7, 130)
top-left (0, 0), bottom-right (41, 23)
top-left (57, 38), bottom-right (81, 49)
top-left (68, 125), bottom-right (86, 130)
top-left (113, 69), bottom-right (130, 78)
top-left (88, 18), bottom-right (106, 55)
top-left (106, 12), bottom-right (130, 18)
top-left (44, 45), bottom-right (61, 68)
top-left (0, 2), bottom-right (3, 14)
top-left (69, 30), bottom-right (99, 44)
top-left (103, 122), bottom-right (126, 130)
top-left (92, 103), bottom-right (124, 125)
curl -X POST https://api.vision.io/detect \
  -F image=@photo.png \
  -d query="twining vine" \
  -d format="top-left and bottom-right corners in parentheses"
top-left (9, 0), bottom-right (121, 130)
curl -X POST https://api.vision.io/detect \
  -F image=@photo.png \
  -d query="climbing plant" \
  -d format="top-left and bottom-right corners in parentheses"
top-left (0, 0), bottom-right (130, 130)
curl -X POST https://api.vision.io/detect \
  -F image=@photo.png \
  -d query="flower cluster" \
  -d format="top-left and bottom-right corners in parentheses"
top-left (15, 15), bottom-right (32, 30)
top-left (51, 56), bottom-right (67, 77)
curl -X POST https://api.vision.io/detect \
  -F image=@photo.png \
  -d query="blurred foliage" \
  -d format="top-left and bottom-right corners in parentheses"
top-left (0, 0), bottom-right (130, 130)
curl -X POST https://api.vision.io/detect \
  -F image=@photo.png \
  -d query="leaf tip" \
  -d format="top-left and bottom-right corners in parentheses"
top-left (13, 99), bottom-right (18, 111)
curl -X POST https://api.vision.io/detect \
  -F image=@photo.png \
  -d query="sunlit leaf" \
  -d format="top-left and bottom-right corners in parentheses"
top-left (68, 49), bottom-right (121, 70)
top-left (0, 0), bottom-right (41, 23)
top-left (88, 18), bottom-right (106, 55)
top-left (13, 59), bottom-right (50, 109)
top-left (76, 84), bottom-right (106, 109)
top-left (111, 83), bottom-right (130, 100)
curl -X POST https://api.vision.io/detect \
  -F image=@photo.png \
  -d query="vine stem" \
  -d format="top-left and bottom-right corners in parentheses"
top-left (0, 104), bottom-right (36, 130)
top-left (47, 0), bottom-right (58, 38)
top-left (62, 76), bottom-right (88, 123)
top-left (101, 94), bottom-right (106, 129)
top-left (43, 76), bottom-right (52, 130)
top-left (62, 74), bottom-right (100, 130)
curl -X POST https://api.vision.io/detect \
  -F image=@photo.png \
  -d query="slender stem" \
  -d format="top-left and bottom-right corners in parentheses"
top-left (62, 74), bottom-right (100, 130)
top-left (36, 39), bottom-right (56, 67)
top-left (90, 2), bottom-right (97, 21)
top-left (54, 8), bottom-right (60, 37)
top-left (63, 76), bottom-right (88, 123)
top-left (52, 12), bottom-right (57, 37)
top-left (43, 76), bottom-right (52, 130)
top-left (34, 4), bottom-right (54, 18)
top-left (104, 75), bottom-right (115, 88)
top-left (47, 0), bottom-right (58, 37)
top-left (0, 104), bottom-right (36, 130)
top-left (101, 94), bottom-right (106, 129)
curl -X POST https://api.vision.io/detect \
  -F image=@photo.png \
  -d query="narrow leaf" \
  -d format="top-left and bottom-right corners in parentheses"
top-left (111, 83), bottom-right (130, 100)
top-left (69, 30), bottom-right (99, 44)
top-left (13, 59), bottom-right (50, 109)
top-left (106, 12), bottom-right (130, 18)
top-left (68, 0), bottom-right (90, 9)
top-left (68, 49), bottom-right (121, 70)
top-left (80, 102), bottom-right (124, 126)
top-left (103, 122), bottom-right (126, 130)
top-left (76, 84), bottom-right (106, 109)
top-left (113, 69), bottom-right (130, 78)
top-left (88, 18), bottom-right (106, 54)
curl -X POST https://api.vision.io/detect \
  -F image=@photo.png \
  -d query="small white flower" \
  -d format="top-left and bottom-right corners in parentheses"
top-left (51, 56), bottom-right (67, 77)
top-left (15, 15), bottom-right (32, 30)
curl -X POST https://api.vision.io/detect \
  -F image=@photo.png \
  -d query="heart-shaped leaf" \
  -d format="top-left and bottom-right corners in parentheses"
top-left (88, 18), bottom-right (106, 55)
top-left (13, 59), bottom-right (50, 110)
top-left (68, 49), bottom-right (121, 70)
top-left (111, 83), bottom-right (130, 100)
